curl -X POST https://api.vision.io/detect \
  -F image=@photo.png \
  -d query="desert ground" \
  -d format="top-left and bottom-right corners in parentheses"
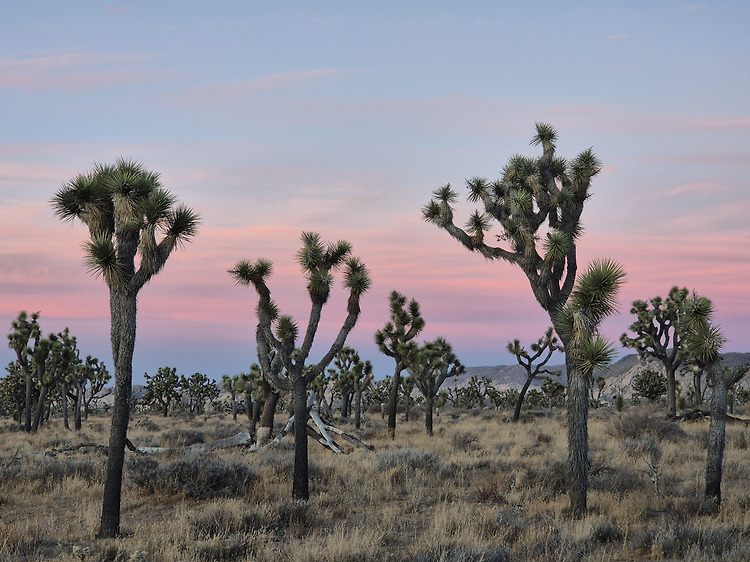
top-left (2, 403), bottom-right (750, 561)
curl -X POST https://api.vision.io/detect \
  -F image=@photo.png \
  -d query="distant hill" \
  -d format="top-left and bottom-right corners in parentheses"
top-left (457, 352), bottom-right (750, 401)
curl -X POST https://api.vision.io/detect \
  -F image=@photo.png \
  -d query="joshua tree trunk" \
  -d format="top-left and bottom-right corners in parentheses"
top-left (292, 380), bottom-right (310, 500)
top-left (74, 383), bottom-right (83, 430)
top-left (387, 369), bottom-right (401, 439)
top-left (62, 382), bottom-right (70, 430)
top-left (704, 365), bottom-right (749, 508)
top-left (425, 394), bottom-right (434, 436)
top-left (100, 294), bottom-right (136, 538)
top-left (566, 359), bottom-right (589, 518)
top-left (32, 385), bottom-right (49, 433)
top-left (354, 388), bottom-right (363, 430)
top-left (513, 377), bottom-right (535, 422)
top-left (24, 371), bottom-right (33, 432)
top-left (694, 370), bottom-right (704, 406)
top-left (257, 387), bottom-right (279, 445)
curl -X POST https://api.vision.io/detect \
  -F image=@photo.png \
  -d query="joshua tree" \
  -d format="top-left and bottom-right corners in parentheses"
top-left (229, 232), bottom-right (370, 501)
top-left (8, 311), bottom-right (42, 432)
top-left (679, 296), bottom-right (750, 508)
top-left (52, 158), bottom-right (199, 537)
top-left (1, 362), bottom-right (26, 423)
top-left (542, 377), bottom-right (566, 411)
top-left (407, 337), bottom-right (464, 435)
top-left (82, 358), bottom-right (111, 419)
top-left (143, 366), bottom-right (181, 417)
top-left (352, 359), bottom-right (373, 430)
top-left (508, 327), bottom-right (562, 421)
top-left (374, 291), bottom-right (425, 439)
top-left (330, 346), bottom-right (360, 418)
top-left (222, 374), bottom-right (240, 421)
top-left (180, 372), bottom-right (218, 414)
top-left (621, 286), bottom-right (700, 416)
top-left (423, 124), bottom-right (623, 517)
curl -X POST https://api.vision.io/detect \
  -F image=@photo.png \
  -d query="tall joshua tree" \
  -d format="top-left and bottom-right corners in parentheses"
top-left (407, 337), bottom-right (465, 436)
top-left (229, 232), bottom-right (370, 501)
top-left (423, 124), bottom-right (623, 517)
top-left (374, 291), bottom-right (425, 439)
top-left (52, 158), bottom-right (199, 538)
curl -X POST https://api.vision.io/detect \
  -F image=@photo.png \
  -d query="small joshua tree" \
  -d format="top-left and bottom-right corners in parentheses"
top-left (229, 232), bottom-right (370, 501)
top-left (407, 337), bottom-right (465, 435)
top-left (508, 327), bottom-right (562, 421)
top-left (375, 291), bottom-right (425, 439)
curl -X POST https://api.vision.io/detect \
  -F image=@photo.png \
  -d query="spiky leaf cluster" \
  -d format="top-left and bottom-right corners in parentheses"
top-left (230, 232), bottom-right (370, 390)
top-left (51, 158), bottom-right (199, 293)
top-left (422, 124), bottom-right (601, 315)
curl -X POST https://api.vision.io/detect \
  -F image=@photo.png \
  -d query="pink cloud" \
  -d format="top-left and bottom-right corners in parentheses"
top-left (179, 69), bottom-right (348, 105)
top-left (0, 51), bottom-right (165, 90)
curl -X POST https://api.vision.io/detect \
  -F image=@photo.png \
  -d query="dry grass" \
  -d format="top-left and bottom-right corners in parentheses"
top-left (2, 405), bottom-right (750, 561)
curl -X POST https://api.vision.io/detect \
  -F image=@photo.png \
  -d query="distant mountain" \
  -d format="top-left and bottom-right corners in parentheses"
top-left (457, 352), bottom-right (750, 400)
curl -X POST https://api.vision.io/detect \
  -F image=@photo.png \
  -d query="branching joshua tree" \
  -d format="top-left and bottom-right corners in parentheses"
top-left (52, 158), bottom-right (199, 538)
top-left (620, 286), bottom-right (701, 416)
top-left (407, 337), bottom-right (465, 436)
top-left (331, 346), bottom-right (360, 419)
top-left (352, 359), bottom-right (373, 430)
top-left (143, 366), bottom-right (181, 417)
top-left (423, 125), bottom-right (623, 517)
top-left (229, 232), bottom-right (370, 501)
top-left (8, 311), bottom-right (43, 432)
top-left (375, 291), bottom-right (425, 439)
top-left (508, 327), bottom-right (562, 421)
top-left (180, 372), bottom-right (218, 414)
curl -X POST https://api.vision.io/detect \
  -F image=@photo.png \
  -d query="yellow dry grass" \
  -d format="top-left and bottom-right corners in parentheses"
top-left (2, 404), bottom-right (750, 561)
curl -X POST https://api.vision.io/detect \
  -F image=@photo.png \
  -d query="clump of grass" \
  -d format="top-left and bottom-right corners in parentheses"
top-left (450, 430), bottom-right (480, 452)
top-left (127, 454), bottom-right (256, 499)
top-left (608, 408), bottom-right (686, 442)
top-left (160, 428), bottom-right (205, 447)
top-left (376, 447), bottom-right (443, 472)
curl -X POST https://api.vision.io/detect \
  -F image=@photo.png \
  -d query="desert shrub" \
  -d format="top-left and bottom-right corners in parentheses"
top-left (518, 459), bottom-right (568, 499)
top-left (451, 431), bottom-right (480, 452)
top-left (17, 456), bottom-right (106, 492)
top-left (205, 422), bottom-right (240, 441)
top-left (590, 463), bottom-right (642, 497)
top-left (135, 418), bottom-right (160, 432)
top-left (376, 447), bottom-right (443, 473)
top-left (127, 454), bottom-right (256, 499)
top-left (161, 428), bottom-right (205, 447)
top-left (608, 408), bottom-right (686, 442)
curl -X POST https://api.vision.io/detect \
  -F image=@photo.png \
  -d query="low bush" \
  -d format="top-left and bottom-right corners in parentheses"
top-left (127, 454), bottom-right (256, 499)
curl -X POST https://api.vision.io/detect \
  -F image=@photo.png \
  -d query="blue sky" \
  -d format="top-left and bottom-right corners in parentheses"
top-left (2, 1), bottom-right (749, 384)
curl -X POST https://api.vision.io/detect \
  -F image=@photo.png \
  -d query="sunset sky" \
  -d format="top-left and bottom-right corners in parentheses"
top-left (2, 2), bottom-right (749, 385)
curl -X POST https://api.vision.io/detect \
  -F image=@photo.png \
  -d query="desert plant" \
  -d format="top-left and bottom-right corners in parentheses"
top-left (407, 337), bottom-right (465, 435)
top-left (507, 327), bottom-right (562, 420)
top-left (180, 372), bottom-right (219, 414)
top-left (375, 291), bottom-right (425, 439)
top-left (632, 369), bottom-right (668, 403)
top-left (621, 287), bottom-right (709, 415)
top-left (52, 158), bottom-right (200, 537)
top-left (143, 366), bottom-right (181, 417)
top-left (229, 232), bottom-right (370, 500)
top-left (423, 123), bottom-right (623, 517)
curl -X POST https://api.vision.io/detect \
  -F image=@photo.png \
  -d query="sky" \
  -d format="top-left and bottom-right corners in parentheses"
top-left (2, 1), bottom-right (749, 385)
